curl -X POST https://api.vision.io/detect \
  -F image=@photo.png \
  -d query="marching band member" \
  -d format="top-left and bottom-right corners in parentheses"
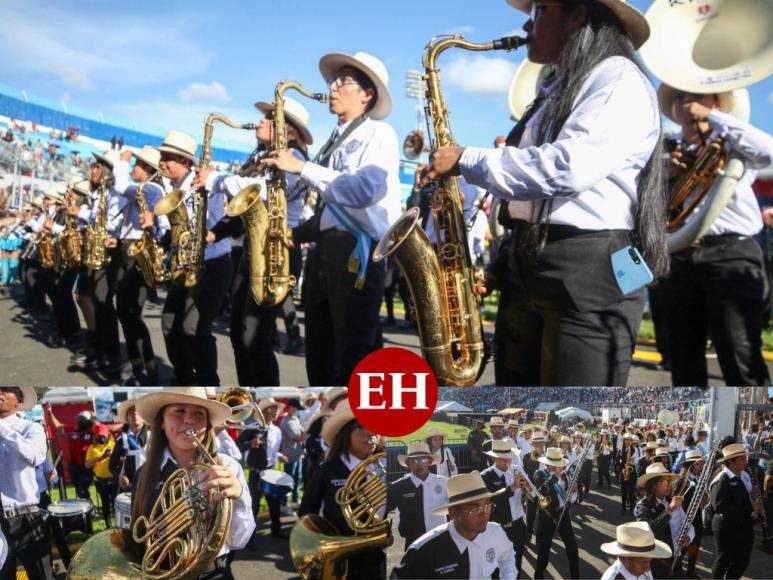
top-left (303, 387), bottom-right (348, 485)
top-left (425, 427), bottom-right (458, 478)
top-left (516, 425), bottom-right (533, 457)
top-left (261, 51), bottom-right (402, 386)
top-left (391, 471), bottom-right (516, 580)
top-left (658, 84), bottom-right (773, 387)
top-left (0, 387), bottom-right (53, 580)
top-left (619, 434), bottom-right (639, 513)
top-left (559, 434), bottom-right (575, 463)
top-left (673, 450), bottom-right (706, 578)
top-left (154, 131), bottom-right (233, 386)
top-left (421, 0), bottom-right (668, 385)
top-left (533, 447), bottom-right (580, 579)
top-left (572, 430), bottom-right (592, 503)
top-left (130, 387), bottom-right (255, 580)
top-left (467, 420), bottom-right (488, 470)
top-left (709, 443), bottom-right (761, 579)
top-left (522, 430), bottom-right (546, 540)
top-left (387, 441), bottom-right (448, 550)
top-left (298, 399), bottom-right (385, 579)
top-left (597, 429), bottom-right (613, 488)
top-left (481, 440), bottom-right (527, 578)
top-left (600, 522), bottom-right (672, 580)
top-left (109, 397), bottom-right (150, 492)
top-left (634, 463), bottom-right (693, 579)
top-left (482, 416), bottom-right (515, 458)
top-left (638, 441), bottom-right (658, 477)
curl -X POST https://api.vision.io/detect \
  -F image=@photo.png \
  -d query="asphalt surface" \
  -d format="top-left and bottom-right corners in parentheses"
top-left (2, 283), bottom-right (771, 386)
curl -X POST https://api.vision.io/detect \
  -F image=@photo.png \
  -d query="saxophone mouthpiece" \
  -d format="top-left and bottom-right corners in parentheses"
top-left (494, 35), bottom-right (529, 50)
top-left (315, 93), bottom-right (330, 103)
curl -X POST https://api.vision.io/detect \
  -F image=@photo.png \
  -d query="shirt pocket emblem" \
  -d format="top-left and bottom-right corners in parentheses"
top-left (486, 547), bottom-right (496, 563)
top-left (345, 139), bottom-right (362, 155)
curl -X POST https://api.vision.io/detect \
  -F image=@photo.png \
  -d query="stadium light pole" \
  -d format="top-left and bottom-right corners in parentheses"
top-left (405, 69), bottom-right (425, 132)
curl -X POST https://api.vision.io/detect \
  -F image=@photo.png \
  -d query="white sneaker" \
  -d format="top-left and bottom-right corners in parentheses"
top-left (281, 505), bottom-right (296, 517)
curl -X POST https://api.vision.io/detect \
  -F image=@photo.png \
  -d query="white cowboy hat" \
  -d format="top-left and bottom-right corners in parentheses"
top-left (158, 130), bottom-right (198, 163)
top-left (258, 397), bottom-right (285, 414)
top-left (645, 441), bottom-right (659, 450)
top-left (637, 462), bottom-right (680, 487)
top-left (92, 149), bottom-right (118, 170)
top-left (601, 521), bottom-right (672, 559)
top-left (2, 387), bottom-right (38, 412)
top-left (506, 0), bottom-right (650, 49)
top-left (319, 51), bottom-right (392, 120)
top-left (398, 441), bottom-right (438, 467)
top-left (507, 420), bottom-right (520, 429)
top-left (718, 443), bottom-right (748, 463)
top-left (132, 145), bottom-right (162, 172)
top-left (320, 387), bottom-right (348, 416)
top-left (531, 430), bottom-right (546, 443)
top-left (485, 439), bottom-right (517, 461)
top-left (117, 399), bottom-right (139, 424)
top-left (254, 97), bottom-right (315, 145)
top-left (67, 177), bottom-right (91, 197)
top-left (538, 447), bottom-right (569, 468)
top-left (425, 427), bottom-right (447, 439)
top-left (135, 387), bottom-right (232, 427)
top-left (657, 84), bottom-right (751, 123)
top-left (558, 435), bottom-right (572, 445)
top-left (682, 449), bottom-right (705, 466)
top-left (431, 471), bottom-right (506, 515)
top-left (321, 398), bottom-right (359, 447)
top-left (487, 416), bottom-right (506, 428)
top-left (508, 58), bottom-right (550, 120)
top-left (31, 196), bottom-right (44, 209)
top-left (655, 447), bottom-right (671, 458)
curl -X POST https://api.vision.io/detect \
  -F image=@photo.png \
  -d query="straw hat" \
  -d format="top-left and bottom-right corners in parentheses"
top-left (637, 463), bottom-right (680, 487)
top-left (425, 427), bottom-right (447, 440)
top-left (507, 420), bottom-right (520, 429)
top-left (718, 443), bottom-right (748, 463)
top-left (531, 431), bottom-right (546, 443)
top-left (318, 51), bottom-right (392, 120)
top-left (117, 399), bottom-right (139, 423)
top-left (31, 196), bottom-right (44, 209)
top-left (320, 387), bottom-right (348, 415)
top-left (600, 429), bottom-right (610, 436)
top-left (135, 387), bottom-right (231, 427)
top-left (2, 387), bottom-right (38, 412)
top-left (68, 177), bottom-right (91, 197)
top-left (505, 0), bottom-right (650, 49)
top-left (158, 130), bottom-right (198, 163)
top-left (682, 450), bottom-right (704, 466)
top-left (44, 184), bottom-right (65, 203)
top-left (655, 447), bottom-right (671, 458)
top-left (485, 439), bottom-right (517, 461)
top-left (258, 397), bottom-right (285, 414)
top-left (558, 435), bottom-right (572, 445)
top-left (487, 416), bottom-right (506, 428)
top-left (132, 146), bottom-right (161, 172)
top-left (645, 441), bottom-right (659, 450)
top-left (92, 149), bottom-right (118, 170)
top-left (601, 521), bottom-right (672, 559)
top-left (508, 58), bottom-right (550, 120)
top-left (657, 84), bottom-right (750, 123)
top-left (538, 447), bottom-right (569, 468)
top-left (255, 97), bottom-right (315, 145)
top-left (431, 471), bottom-right (506, 515)
top-left (398, 441), bottom-right (438, 467)
top-left (321, 398), bottom-right (358, 447)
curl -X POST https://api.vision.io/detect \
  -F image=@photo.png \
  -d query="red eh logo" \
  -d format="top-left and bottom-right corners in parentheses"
top-left (348, 347), bottom-right (439, 437)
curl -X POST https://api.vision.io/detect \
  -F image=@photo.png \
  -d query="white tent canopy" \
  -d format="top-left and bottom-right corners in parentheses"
top-left (436, 400), bottom-right (473, 413)
top-left (40, 387), bottom-right (92, 404)
top-left (556, 407), bottom-right (592, 421)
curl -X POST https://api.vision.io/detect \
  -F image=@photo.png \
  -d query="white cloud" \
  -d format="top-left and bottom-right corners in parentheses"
top-left (768, 91), bottom-right (773, 106)
top-left (444, 54), bottom-right (518, 94)
top-left (444, 25), bottom-right (475, 35)
top-left (179, 81), bottom-right (229, 104)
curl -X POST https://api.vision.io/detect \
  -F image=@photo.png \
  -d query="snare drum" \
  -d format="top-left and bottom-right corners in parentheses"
top-left (259, 469), bottom-right (294, 500)
top-left (114, 493), bottom-right (132, 530)
top-left (47, 499), bottom-right (94, 534)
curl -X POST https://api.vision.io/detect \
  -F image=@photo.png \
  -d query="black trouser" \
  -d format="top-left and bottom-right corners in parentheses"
top-left (304, 231), bottom-right (385, 385)
top-left (229, 252), bottom-right (281, 386)
top-left (116, 241), bottom-right (154, 364)
top-left (712, 515), bottom-right (754, 579)
top-left (534, 511), bottom-right (579, 579)
top-left (52, 268), bottom-right (80, 340)
top-left (597, 455), bottom-right (611, 487)
top-left (200, 555), bottom-right (235, 580)
top-left (94, 476), bottom-right (118, 527)
top-left (494, 225), bottom-right (644, 385)
top-left (525, 497), bottom-right (536, 539)
top-left (278, 244), bottom-right (302, 340)
top-left (0, 512), bottom-right (54, 580)
top-left (621, 478), bottom-right (636, 510)
top-left (27, 261), bottom-right (53, 312)
top-left (39, 491), bottom-right (71, 568)
top-left (504, 517), bottom-right (526, 579)
top-left (92, 246), bottom-right (121, 360)
top-left (578, 462), bottom-right (592, 501)
top-left (247, 469), bottom-right (282, 535)
top-left (648, 282), bottom-right (671, 366)
top-left (651, 555), bottom-right (682, 579)
top-left (667, 236), bottom-right (770, 386)
top-left (162, 254), bottom-right (232, 385)
top-left (69, 462), bottom-right (93, 499)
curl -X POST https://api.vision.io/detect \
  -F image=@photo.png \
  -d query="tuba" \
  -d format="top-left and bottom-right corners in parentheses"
top-left (373, 34), bottom-right (526, 386)
top-left (226, 81), bottom-right (328, 307)
top-left (82, 177), bottom-right (111, 270)
top-left (127, 173), bottom-right (170, 288)
top-left (290, 451), bottom-right (388, 580)
top-left (640, 0), bottom-right (773, 253)
top-left (156, 114), bottom-right (257, 288)
top-left (56, 186), bottom-right (85, 271)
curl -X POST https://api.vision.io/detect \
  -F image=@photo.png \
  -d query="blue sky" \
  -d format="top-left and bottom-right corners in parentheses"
top-left (1, 0), bottom-right (770, 156)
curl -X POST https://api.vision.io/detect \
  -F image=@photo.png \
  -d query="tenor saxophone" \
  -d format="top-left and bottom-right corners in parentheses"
top-left (156, 114), bottom-right (256, 288)
top-left (373, 34), bottom-right (526, 386)
top-left (127, 173), bottom-right (170, 287)
top-left (55, 190), bottom-right (83, 271)
top-left (82, 178), bottom-right (111, 270)
top-left (226, 81), bottom-right (327, 307)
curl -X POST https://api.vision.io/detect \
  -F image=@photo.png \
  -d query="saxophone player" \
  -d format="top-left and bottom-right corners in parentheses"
top-left (673, 450), bottom-right (706, 578)
top-left (619, 434), bottom-right (639, 513)
top-left (260, 51), bottom-right (402, 386)
top-left (420, 0), bottom-right (668, 386)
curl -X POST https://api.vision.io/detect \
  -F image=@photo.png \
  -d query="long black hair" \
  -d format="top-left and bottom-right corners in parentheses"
top-left (534, 0), bottom-right (669, 277)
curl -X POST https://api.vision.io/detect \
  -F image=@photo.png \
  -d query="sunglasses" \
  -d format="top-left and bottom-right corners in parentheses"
top-left (460, 503), bottom-right (495, 516)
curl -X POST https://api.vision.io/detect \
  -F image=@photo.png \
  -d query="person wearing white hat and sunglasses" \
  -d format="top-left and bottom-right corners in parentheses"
top-left (0, 387), bottom-right (53, 580)
top-left (387, 441), bottom-right (448, 550)
top-left (600, 521), bottom-right (672, 580)
top-left (391, 470), bottom-right (516, 579)
top-left (420, 0), bottom-right (668, 386)
top-left (261, 51), bottom-right (402, 386)
top-left (709, 443), bottom-right (761, 579)
top-left (654, 84), bottom-right (773, 387)
top-left (192, 98), bottom-right (315, 386)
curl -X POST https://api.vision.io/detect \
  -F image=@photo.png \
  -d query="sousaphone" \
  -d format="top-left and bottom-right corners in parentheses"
top-left (640, 0), bottom-right (773, 252)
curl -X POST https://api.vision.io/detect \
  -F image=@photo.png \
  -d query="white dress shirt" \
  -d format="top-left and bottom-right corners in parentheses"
top-left (601, 558), bottom-right (654, 580)
top-left (158, 448), bottom-right (255, 553)
top-left (409, 472), bottom-right (449, 532)
top-left (677, 111), bottom-right (773, 237)
top-left (300, 118), bottom-right (402, 240)
top-left (0, 414), bottom-right (48, 509)
top-left (433, 446), bottom-right (458, 478)
top-left (447, 520), bottom-right (517, 580)
top-left (217, 430), bottom-right (242, 462)
top-left (112, 161), bottom-right (167, 240)
top-left (656, 496), bottom-right (694, 550)
top-left (77, 183), bottom-right (125, 238)
top-left (493, 465), bottom-right (525, 520)
top-left (517, 435), bottom-right (532, 456)
top-left (459, 56), bottom-right (660, 231)
top-left (265, 422), bottom-right (282, 467)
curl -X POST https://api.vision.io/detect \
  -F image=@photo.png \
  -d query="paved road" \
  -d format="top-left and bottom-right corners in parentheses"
top-left (0, 284), bottom-right (768, 386)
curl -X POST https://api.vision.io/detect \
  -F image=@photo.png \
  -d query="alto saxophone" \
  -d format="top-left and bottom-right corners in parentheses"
top-left (156, 114), bottom-right (256, 288)
top-left (56, 188), bottom-right (84, 270)
top-left (226, 80), bottom-right (328, 307)
top-left (82, 178), bottom-right (111, 270)
top-left (127, 173), bottom-right (170, 287)
top-left (373, 34), bottom-right (526, 386)
top-left (37, 227), bottom-right (55, 269)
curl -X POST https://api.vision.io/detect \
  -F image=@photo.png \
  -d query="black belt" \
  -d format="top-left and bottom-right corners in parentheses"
top-left (2, 505), bottom-right (40, 519)
top-left (510, 219), bottom-right (630, 244)
top-left (698, 234), bottom-right (750, 247)
top-left (320, 229), bottom-right (355, 240)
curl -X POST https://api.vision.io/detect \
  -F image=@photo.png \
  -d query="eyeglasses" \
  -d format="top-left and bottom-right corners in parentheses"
top-left (672, 90), bottom-right (709, 102)
top-left (530, 1), bottom-right (566, 20)
top-left (407, 456), bottom-right (432, 465)
top-left (327, 75), bottom-right (362, 90)
top-left (460, 503), bottom-right (495, 516)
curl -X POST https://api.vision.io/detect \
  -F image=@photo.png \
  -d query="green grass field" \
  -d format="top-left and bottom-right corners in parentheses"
top-left (400, 419), bottom-right (471, 443)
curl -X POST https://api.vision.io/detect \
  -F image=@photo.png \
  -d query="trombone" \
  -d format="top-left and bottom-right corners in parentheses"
top-left (219, 387), bottom-right (267, 430)
top-left (513, 465), bottom-right (550, 510)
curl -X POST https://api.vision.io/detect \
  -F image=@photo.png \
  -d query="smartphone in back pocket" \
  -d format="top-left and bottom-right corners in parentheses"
top-left (611, 246), bottom-right (654, 295)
